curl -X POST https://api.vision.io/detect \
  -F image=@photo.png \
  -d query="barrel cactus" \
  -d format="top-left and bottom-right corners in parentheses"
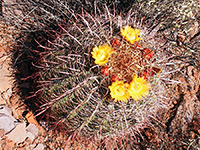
top-left (14, 1), bottom-right (192, 149)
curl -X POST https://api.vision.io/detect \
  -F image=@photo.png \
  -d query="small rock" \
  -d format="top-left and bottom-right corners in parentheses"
top-left (26, 132), bottom-right (35, 141)
top-left (0, 106), bottom-right (14, 118)
top-left (26, 123), bottom-right (39, 136)
top-left (33, 143), bottom-right (45, 150)
top-left (25, 111), bottom-right (43, 133)
top-left (0, 106), bottom-right (18, 135)
top-left (0, 114), bottom-right (16, 134)
top-left (6, 122), bottom-right (27, 143)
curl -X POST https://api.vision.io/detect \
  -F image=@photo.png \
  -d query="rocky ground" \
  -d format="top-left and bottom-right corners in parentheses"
top-left (0, 23), bottom-right (45, 149)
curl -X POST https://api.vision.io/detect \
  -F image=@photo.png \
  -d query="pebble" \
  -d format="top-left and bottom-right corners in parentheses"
top-left (0, 106), bottom-right (14, 118)
top-left (6, 122), bottom-right (27, 144)
top-left (0, 115), bottom-right (17, 134)
top-left (26, 132), bottom-right (35, 141)
top-left (0, 105), bottom-right (40, 144)
top-left (26, 123), bottom-right (39, 137)
top-left (0, 106), bottom-right (18, 134)
top-left (6, 122), bottom-right (40, 143)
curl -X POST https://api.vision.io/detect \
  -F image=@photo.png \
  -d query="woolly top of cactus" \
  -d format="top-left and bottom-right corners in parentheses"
top-left (90, 25), bottom-right (158, 102)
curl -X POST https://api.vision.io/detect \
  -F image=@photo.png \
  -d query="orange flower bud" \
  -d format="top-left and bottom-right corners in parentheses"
top-left (143, 48), bottom-right (153, 60)
top-left (140, 71), bottom-right (148, 80)
top-left (112, 38), bottom-right (120, 47)
top-left (134, 42), bottom-right (142, 49)
top-left (101, 67), bottom-right (110, 76)
top-left (139, 67), bottom-right (162, 79)
top-left (111, 75), bottom-right (119, 81)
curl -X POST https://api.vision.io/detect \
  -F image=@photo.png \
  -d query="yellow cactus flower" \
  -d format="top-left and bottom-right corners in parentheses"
top-left (91, 44), bottom-right (113, 65)
top-left (121, 25), bottom-right (143, 44)
top-left (109, 81), bottom-right (130, 102)
top-left (128, 75), bottom-right (151, 101)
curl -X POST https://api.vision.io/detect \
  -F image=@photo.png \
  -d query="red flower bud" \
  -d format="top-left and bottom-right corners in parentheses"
top-left (140, 67), bottom-right (162, 79)
top-left (111, 75), bottom-right (119, 81)
top-left (140, 71), bottom-right (148, 80)
top-left (112, 38), bottom-right (120, 47)
top-left (143, 48), bottom-right (153, 60)
top-left (134, 42), bottom-right (142, 49)
top-left (101, 67), bottom-right (110, 76)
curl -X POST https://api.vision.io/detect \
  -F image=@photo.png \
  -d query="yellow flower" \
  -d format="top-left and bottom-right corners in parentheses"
top-left (120, 25), bottom-right (143, 44)
top-left (109, 81), bottom-right (130, 102)
top-left (128, 75), bottom-right (151, 101)
top-left (91, 44), bottom-right (113, 65)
